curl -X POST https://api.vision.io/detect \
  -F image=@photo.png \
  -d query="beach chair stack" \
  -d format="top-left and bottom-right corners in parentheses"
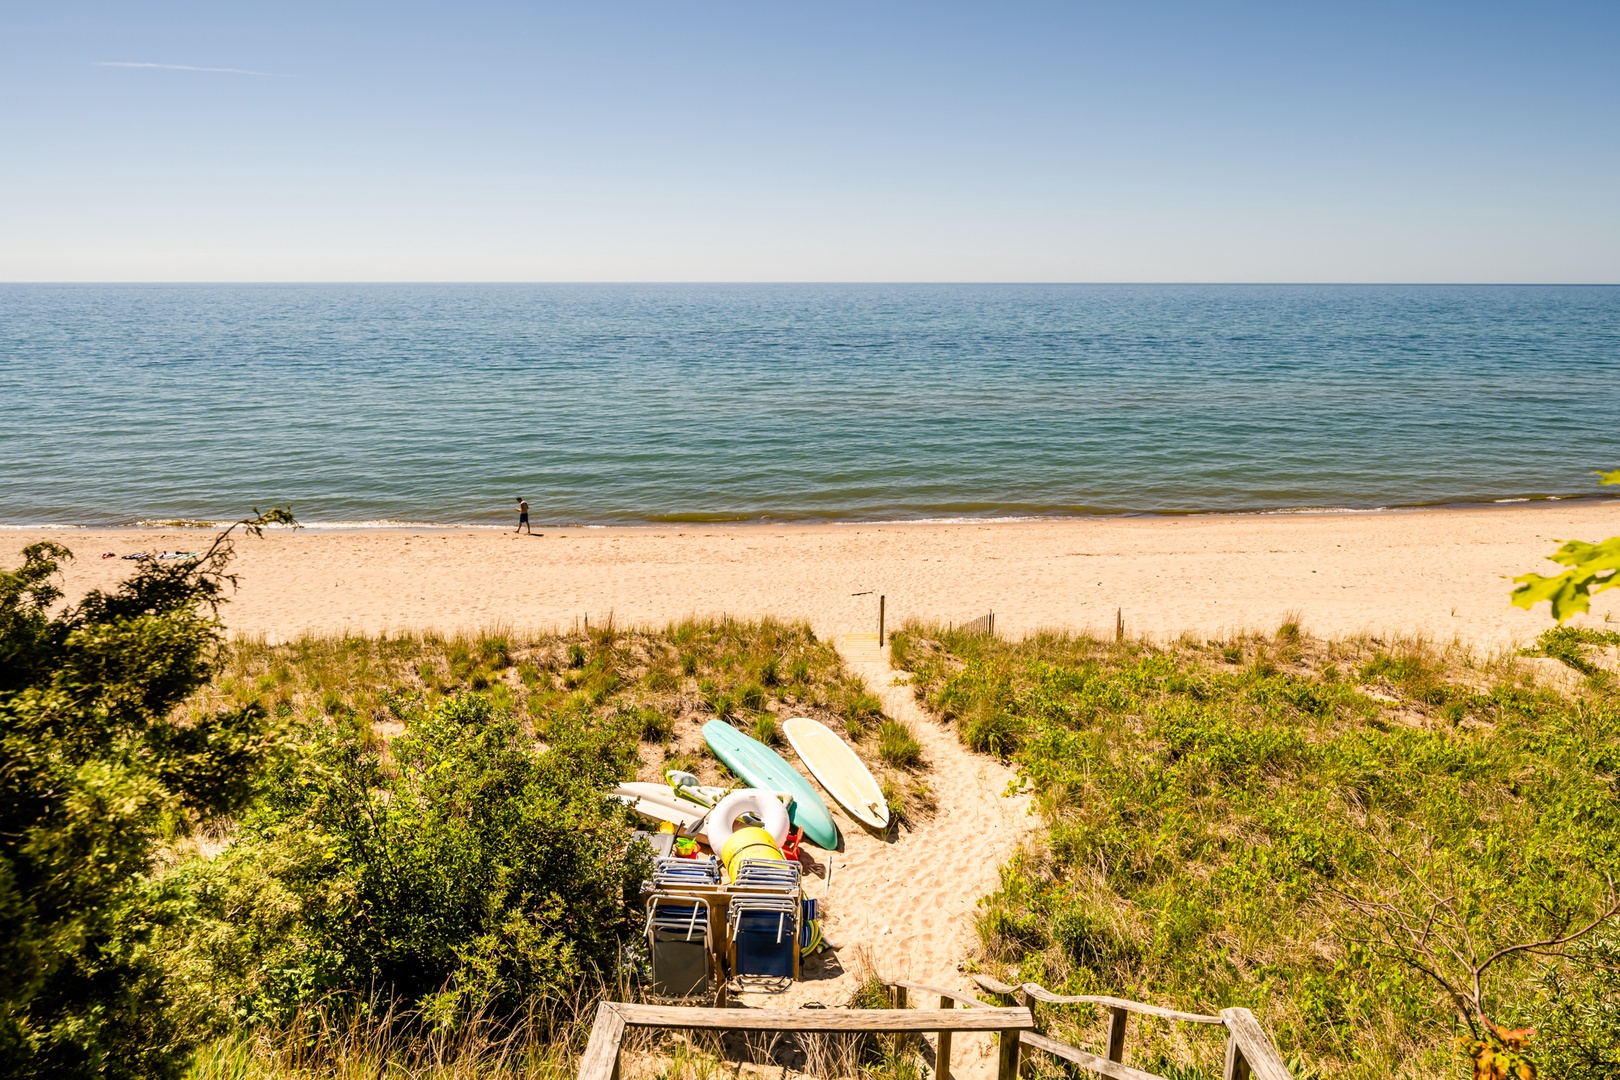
top-left (640, 852), bottom-right (807, 1000)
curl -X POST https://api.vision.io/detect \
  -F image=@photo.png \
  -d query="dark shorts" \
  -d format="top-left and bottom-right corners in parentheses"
top-left (519, 513), bottom-right (529, 522)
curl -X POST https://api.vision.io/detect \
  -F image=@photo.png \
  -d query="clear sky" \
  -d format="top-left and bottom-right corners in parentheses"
top-left (3, 2), bottom-right (1617, 282)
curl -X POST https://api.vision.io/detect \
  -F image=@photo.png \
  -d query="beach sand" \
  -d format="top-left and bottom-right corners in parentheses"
top-left (9, 501), bottom-right (1616, 649)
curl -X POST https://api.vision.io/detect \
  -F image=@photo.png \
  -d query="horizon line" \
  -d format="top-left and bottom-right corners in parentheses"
top-left (2, 280), bottom-right (1618, 287)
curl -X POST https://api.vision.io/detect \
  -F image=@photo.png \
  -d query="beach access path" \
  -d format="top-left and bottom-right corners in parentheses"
top-left (725, 632), bottom-right (1033, 1080)
top-left (11, 501), bottom-right (1617, 649)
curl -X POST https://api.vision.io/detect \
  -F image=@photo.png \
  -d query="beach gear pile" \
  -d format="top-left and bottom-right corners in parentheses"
top-left (615, 716), bottom-right (884, 999)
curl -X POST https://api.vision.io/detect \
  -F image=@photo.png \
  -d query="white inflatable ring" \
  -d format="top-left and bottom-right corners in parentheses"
top-left (706, 788), bottom-right (791, 850)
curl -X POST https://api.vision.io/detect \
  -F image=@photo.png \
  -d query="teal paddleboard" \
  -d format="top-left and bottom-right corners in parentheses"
top-left (702, 720), bottom-right (839, 850)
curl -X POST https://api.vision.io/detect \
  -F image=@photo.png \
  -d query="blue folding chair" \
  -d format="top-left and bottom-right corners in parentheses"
top-left (644, 894), bottom-right (713, 999)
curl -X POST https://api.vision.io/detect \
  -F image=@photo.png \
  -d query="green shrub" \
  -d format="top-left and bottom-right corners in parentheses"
top-left (0, 523), bottom-right (280, 1080)
top-left (166, 693), bottom-right (647, 1029)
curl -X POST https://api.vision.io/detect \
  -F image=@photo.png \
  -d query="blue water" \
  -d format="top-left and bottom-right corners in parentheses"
top-left (2, 284), bottom-right (1617, 527)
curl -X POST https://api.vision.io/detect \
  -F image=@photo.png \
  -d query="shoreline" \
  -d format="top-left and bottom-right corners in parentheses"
top-left (7, 501), bottom-right (1616, 650)
top-left (5, 493), bottom-right (1616, 533)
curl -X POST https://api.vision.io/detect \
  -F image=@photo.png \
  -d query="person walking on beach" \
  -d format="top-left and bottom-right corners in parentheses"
top-left (515, 497), bottom-right (531, 534)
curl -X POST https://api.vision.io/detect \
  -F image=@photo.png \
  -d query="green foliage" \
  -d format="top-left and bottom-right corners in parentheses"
top-left (1512, 469), bottom-right (1620, 623)
top-left (902, 627), bottom-right (1620, 1078)
top-left (1528, 928), bottom-right (1620, 1080)
top-left (1526, 625), bottom-right (1620, 677)
top-left (0, 515), bottom-right (286, 1080)
top-left (166, 692), bottom-right (647, 1029)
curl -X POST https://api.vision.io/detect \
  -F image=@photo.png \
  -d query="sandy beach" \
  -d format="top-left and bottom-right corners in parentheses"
top-left (9, 500), bottom-right (1617, 649)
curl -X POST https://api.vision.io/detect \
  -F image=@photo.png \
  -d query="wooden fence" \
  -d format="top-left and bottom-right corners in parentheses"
top-left (575, 977), bottom-right (1291, 1080)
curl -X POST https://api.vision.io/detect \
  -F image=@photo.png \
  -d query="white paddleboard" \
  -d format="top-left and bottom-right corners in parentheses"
top-left (610, 783), bottom-right (710, 841)
top-left (782, 716), bottom-right (890, 832)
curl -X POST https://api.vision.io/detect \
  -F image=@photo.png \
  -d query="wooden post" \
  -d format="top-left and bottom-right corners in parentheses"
top-left (1115, 608), bottom-right (1123, 642)
top-left (936, 994), bottom-right (954, 1080)
top-left (879, 595), bottom-right (886, 645)
top-left (1105, 1005), bottom-right (1128, 1063)
top-left (1016, 987), bottom-right (1036, 1077)
top-left (1224, 1035), bottom-right (1250, 1080)
top-left (893, 982), bottom-right (909, 1054)
top-left (996, 1028), bottom-right (1021, 1080)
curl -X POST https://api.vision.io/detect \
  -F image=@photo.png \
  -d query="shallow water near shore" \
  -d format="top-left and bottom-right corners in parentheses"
top-left (3, 283), bottom-right (1617, 526)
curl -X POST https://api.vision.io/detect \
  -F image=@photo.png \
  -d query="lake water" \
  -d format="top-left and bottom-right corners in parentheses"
top-left (2, 283), bottom-right (1617, 527)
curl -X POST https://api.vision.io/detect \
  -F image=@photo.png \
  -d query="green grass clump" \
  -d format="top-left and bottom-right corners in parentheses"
top-left (900, 623), bottom-right (1620, 1079)
top-left (875, 718), bottom-right (924, 769)
top-left (751, 713), bottom-right (781, 747)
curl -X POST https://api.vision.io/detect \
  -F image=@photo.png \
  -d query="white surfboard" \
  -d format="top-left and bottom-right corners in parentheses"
top-left (782, 716), bottom-right (890, 832)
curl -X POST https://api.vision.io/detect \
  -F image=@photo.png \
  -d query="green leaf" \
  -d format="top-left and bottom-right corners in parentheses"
top-left (1511, 536), bottom-right (1620, 623)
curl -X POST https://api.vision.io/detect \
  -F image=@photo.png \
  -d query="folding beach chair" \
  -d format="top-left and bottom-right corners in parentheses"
top-left (644, 894), bottom-right (714, 999)
top-left (651, 855), bottom-right (721, 890)
top-left (732, 857), bottom-right (801, 893)
top-left (727, 893), bottom-right (799, 987)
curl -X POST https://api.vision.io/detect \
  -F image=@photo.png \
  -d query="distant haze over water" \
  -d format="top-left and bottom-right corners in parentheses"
top-left (3, 284), bottom-right (1617, 527)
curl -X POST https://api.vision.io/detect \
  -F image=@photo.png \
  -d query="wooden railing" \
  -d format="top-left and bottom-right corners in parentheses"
top-left (967, 975), bottom-right (1293, 1080)
top-left (576, 1000), bottom-right (1034, 1080)
top-left (575, 978), bottom-right (1291, 1080)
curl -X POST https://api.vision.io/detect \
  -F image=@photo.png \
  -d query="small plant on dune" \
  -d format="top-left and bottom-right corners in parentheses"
top-left (567, 641), bottom-right (587, 668)
top-left (876, 718), bottom-right (924, 769)
top-left (752, 713), bottom-right (782, 747)
top-left (630, 705), bottom-right (674, 744)
top-left (753, 654), bottom-right (780, 687)
top-left (839, 684), bottom-right (885, 737)
top-left (644, 666), bottom-right (679, 693)
top-left (679, 651), bottom-right (700, 677)
top-left (737, 681), bottom-right (767, 712)
top-left (1528, 625), bottom-right (1620, 677)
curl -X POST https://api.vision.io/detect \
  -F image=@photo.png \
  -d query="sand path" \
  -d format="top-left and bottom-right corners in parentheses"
top-left (730, 635), bottom-right (1033, 1077)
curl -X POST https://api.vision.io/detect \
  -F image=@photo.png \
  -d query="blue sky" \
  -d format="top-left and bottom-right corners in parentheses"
top-left (3, 2), bottom-right (1617, 281)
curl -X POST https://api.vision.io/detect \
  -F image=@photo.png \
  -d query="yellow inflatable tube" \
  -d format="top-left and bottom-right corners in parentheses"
top-left (720, 826), bottom-right (783, 880)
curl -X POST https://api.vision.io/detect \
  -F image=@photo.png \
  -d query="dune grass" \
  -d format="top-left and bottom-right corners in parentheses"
top-left (890, 622), bottom-right (1620, 1080)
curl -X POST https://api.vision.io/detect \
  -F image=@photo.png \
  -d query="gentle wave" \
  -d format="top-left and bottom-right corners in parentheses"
top-left (3, 283), bottom-right (1618, 526)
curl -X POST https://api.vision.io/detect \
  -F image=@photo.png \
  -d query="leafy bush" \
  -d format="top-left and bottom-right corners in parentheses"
top-left (167, 693), bottom-right (647, 1028)
top-left (0, 521), bottom-right (282, 1080)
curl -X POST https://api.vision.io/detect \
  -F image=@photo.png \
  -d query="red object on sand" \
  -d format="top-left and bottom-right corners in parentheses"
top-left (781, 828), bottom-right (804, 862)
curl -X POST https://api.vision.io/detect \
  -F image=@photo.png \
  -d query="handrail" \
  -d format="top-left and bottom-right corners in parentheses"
top-left (1219, 1008), bottom-right (1294, 1080)
top-left (576, 1000), bottom-right (1033, 1080)
top-left (574, 981), bottom-right (1293, 1080)
top-left (966, 976), bottom-right (1293, 1080)
top-left (969, 974), bottom-right (1224, 1024)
